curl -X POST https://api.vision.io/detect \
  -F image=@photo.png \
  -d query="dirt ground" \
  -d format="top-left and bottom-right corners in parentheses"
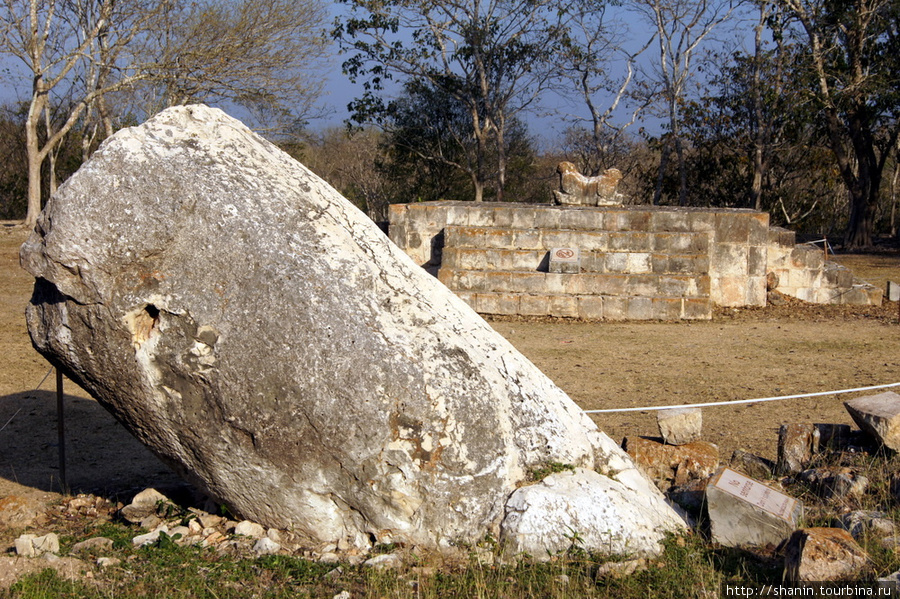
top-left (2, 221), bottom-right (900, 508)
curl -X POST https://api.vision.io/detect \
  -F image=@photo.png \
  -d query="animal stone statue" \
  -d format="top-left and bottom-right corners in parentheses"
top-left (553, 161), bottom-right (623, 206)
top-left (20, 105), bottom-right (683, 557)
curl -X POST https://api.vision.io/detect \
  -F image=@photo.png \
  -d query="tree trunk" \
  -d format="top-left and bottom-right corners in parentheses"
top-left (24, 86), bottom-right (48, 228)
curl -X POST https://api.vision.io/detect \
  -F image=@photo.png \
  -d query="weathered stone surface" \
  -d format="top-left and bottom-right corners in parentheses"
top-left (706, 468), bottom-right (802, 548)
top-left (888, 281), bottom-right (900, 302)
top-left (657, 408), bottom-right (702, 445)
top-left (730, 449), bottom-right (774, 480)
top-left (799, 467), bottom-right (868, 500)
top-left (120, 488), bottom-right (172, 524)
top-left (500, 468), bottom-right (685, 560)
top-left (0, 495), bottom-right (47, 530)
top-left (836, 511), bottom-right (896, 540)
top-left (776, 424), bottom-right (820, 475)
top-left (623, 436), bottom-right (719, 491)
top-left (845, 392), bottom-right (900, 450)
top-left (783, 528), bottom-right (868, 582)
top-left (20, 105), bottom-right (682, 556)
top-left (548, 247), bottom-right (580, 274)
top-left (15, 533), bottom-right (59, 557)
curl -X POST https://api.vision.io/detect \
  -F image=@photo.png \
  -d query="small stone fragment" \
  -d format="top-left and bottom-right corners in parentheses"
top-left (71, 537), bottom-right (114, 554)
top-left (706, 468), bottom-right (801, 548)
top-left (133, 526), bottom-right (168, 547)
top-left (363, 553), bottom-right (403, 570)
top-left (776, 424), bottom-right (820, 475)
top-left (120, 488), bottom-right (171, 524)
top-left (730, 449), bottom-right (774, 480)
top-left (623, 436), bottom-right (719, 491)
top-left (14, 535), bottom-right (36, 557)
top-left (783, 528), bottom-right (868, 582)
top-left (97, 557), bottom-right (121, 568)
top-left (595, 558), bottom-right (648, 579)
top-left (845, 392), bottom-right (900, 451)
top-left (253, 537), bottom-right (281, 555)
top-left (836, 511), bottom-right (896, 540)
top-left (234, 521), bottom-right (266, 539)
top-left (799, 467), bottom-right (868, 500)
top-left (657, 408), bottom-right (702, 446)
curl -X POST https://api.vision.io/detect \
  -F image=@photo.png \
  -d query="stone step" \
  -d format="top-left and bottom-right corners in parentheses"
top-left (441, 247), bottom-right (710, 275)
top-left (452, 291), bottom-right (712, 320)
top-left (438, 268), bottom-right (711, 298)
top-left (444, 225), bottom-right (710, 254)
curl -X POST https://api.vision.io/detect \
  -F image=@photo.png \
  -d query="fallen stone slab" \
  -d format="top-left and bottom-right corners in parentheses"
top-left (500, 468), bottom-right (685, 560)
top-left (783, 528), bottom-right (868, 582)
top-left (844, 392), bottom-right (900, 451)
top-left (20, 105), bottom-right (683, 557)
top-left (623, 436), bottom-right (718, 491)
top-left (706, 467), bottom-right (802, 549)
top-left (657, 408), bottom-right (702, 446)
top-left (776, 424), bottom-right (820, 475)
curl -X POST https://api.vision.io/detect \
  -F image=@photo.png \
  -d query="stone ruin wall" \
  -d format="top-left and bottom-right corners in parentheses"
top-left (388, 202), bottom-right (882, 321)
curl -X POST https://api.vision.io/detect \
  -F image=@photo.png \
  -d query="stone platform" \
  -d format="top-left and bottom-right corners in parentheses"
top-left (388, 202), bottom-right (882, 320)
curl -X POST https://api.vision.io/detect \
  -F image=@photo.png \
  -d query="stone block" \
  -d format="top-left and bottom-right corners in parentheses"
top-left (580, 252), bottom-right (604, 273)
top-left (623, 436), bottom-right (719, 491)
top-left (482, 228), bottom-right (515, 249)
top-left (626, 253), bottom-right (652, 273)
top-left (576, 296), bottom-right (604, 319)
top-left (543, 273), bottom-right (568, 295)
top-left (558, 208), bottom-right (589, 230)
top-left (658, 276), bottom-right (692, 297)
top-left (652, 298), bottom-right (683, 320)
top-left (706, 467), bottom-right (802, 548)
top-left (475, 292), bottom-right (519, 315)
top-left (888, 281), bottom-right (900, 302)
top-left (590, 274), bottom-right (627, 296)
top-left (467, 207), bottom-right (495, 227)
top-left (657, 408), bottom-right (702, 445)
top-left (605, 252), bottom-right (628, 273)
top-left (650, 253), bottom-right (669, 274)
top-left (791, 245), bottom-right (824, 270)
top-left (682, 298), bottom-right (712, 320)
top-left (712, 243), bottom-right (749, 276)
top-left (730, 449), bottom-right (774, 480)
top-left (602, 296), bottom-right (628, 320)
top-left (509, 207), bottom-right (536, 229)
top-left (714, 212), bottom-right (751, 243)
top-left (649, 210), bottom-right (691, 232)
top-left (548, 295), bottom-right (579, 318)
top-left (444, 204), bottom-right (471, 226)
top-left (548, 247), bottom-right (580, 274)
top-left (845, 392), bottom-right (900, 450)
top-left (783, 528), bottom-right (868, 582)
top-left (542, 230), bottom-right (577, 249)
top-left (748, 246), bottom-right (767, 277)
top-left (713, 275), bottom-right (749, 307)
top-left (768, 226), bottom-right (795, 248)
top-left (519, 294), bottom-right (550, 316)
top-left (746, 276), bottom-right (768, 307)
top-left (837, 510), bottom-right (896, 540)
top-left (626, 296), bottom-right (654, 320)
top-left (532, 208), bottom-right (561, 229)
top-left (776, 424), bottom-right (821, 475)
top-left (610, 232), bottom-right (651, 252)
top-left (513, 229), bottom-right (543, 250)
top-left (578, 231), bottom-right (608, 252)
top-left (507, 272), bottom-right (547, 294)
top-left (748, 214), bottom-right (770, 246)
top-left (627, 274), bottom-right (660, 297)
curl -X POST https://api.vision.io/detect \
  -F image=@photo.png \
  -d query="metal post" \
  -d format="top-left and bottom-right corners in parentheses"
top-left (56, 368), bottom-right (67, 493)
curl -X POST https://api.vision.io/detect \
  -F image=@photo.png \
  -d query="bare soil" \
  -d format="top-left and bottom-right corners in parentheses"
top-left (2, 222), bottom-right (900, 508)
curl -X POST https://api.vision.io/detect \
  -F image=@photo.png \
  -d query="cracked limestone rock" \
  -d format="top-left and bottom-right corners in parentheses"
top-left (20, 105), bottom-right (683, 555)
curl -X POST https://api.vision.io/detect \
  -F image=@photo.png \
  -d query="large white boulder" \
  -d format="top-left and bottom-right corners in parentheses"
top-left (20, 105), bottom-right (683, 555)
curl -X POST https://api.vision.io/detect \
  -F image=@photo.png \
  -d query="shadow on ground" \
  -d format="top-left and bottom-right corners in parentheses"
top-left (0, 389), bottom-right (187, 499)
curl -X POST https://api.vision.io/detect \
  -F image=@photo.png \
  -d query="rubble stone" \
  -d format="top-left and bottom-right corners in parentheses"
top-left (623, 436), bottom-right (719, 491)
top-left (776, 424), bottom-right (820, 475)
top-left (799, 467), bottom-right (868, 500)
top-left (783, 528), bottom-right (868, 582)
top-left (836, 511), bottom-right (896, 540)
top-left (657, 408), bottom-right (702, 446)
top-left (845, 392), bottom-right (900, 451)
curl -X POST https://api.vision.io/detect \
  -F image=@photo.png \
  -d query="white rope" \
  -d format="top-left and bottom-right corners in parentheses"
top-left (583, 382), bottom-right (900, 414)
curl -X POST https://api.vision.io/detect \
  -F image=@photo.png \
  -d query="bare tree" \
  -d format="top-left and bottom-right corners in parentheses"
top-left (632, 0), bottom-right (736, 205)
top-left (335, 0), bottom-right (566, 202)
top-left (557, 0), bottom-right (654, 175)
top-left (777, 0), bottom-right (900, 248)
top-left (1, 0), bottom-right (168, 227)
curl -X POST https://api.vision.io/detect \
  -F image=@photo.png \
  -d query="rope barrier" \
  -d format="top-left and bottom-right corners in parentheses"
top-left (583, 381), bottom-right (900, 414)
